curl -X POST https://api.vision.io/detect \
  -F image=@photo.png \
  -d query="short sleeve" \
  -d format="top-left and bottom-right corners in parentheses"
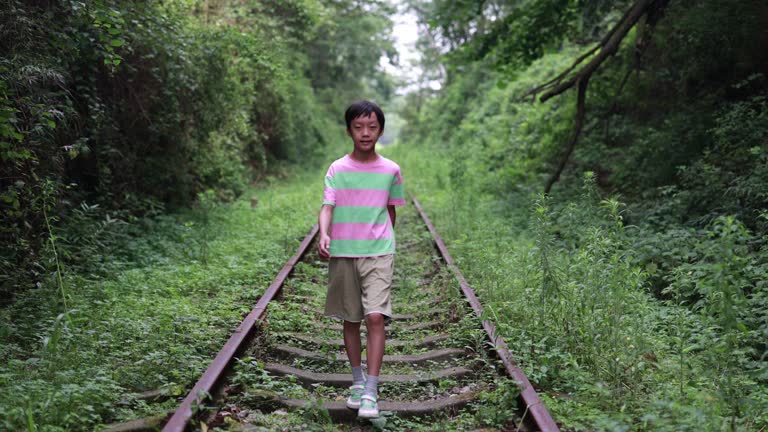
top-left (322, 167), bottom-right (336, 206)
top-left (388, 169), bottom-right (405, 206)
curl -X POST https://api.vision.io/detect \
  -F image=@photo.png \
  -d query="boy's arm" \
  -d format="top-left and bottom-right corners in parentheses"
top-left (388, 205), bottom-right (396, 228)
top-left (318, 204), bottom-right (333, 259)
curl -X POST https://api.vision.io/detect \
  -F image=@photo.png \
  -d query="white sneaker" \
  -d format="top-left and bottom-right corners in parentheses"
top-left (357, 394), bottom-right (379, 418)
top-left (346, 384), bottom-right (365, 409)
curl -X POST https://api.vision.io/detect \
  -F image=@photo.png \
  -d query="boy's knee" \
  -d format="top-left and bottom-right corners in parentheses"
top-left (366, 313), bottom-right (385, 327)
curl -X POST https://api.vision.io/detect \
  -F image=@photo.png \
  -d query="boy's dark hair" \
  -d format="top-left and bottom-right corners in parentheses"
top-left (345, 100), bottom-right (385, 131)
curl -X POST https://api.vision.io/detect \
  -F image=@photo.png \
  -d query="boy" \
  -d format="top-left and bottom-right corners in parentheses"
top-left (317, 100), bottom-right (405, 419)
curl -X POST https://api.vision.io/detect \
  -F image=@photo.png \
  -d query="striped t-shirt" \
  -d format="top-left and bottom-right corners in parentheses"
top-left (322, 154), bottom-right (406, 257)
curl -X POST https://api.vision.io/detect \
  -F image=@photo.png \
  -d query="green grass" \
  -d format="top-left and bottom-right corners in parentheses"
top-left (0, 169), bottom-right (324, 431)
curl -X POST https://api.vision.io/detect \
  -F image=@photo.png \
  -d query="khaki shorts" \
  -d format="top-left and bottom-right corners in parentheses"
top-left (324, 255), bottom-right (394, 323)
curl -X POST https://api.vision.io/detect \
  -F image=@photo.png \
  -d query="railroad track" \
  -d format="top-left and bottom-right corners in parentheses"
top-left (105, 199), bottom-right (558, 431)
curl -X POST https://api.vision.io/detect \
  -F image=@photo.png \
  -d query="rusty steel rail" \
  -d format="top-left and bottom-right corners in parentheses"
top-left (162, 224), bottom-right (319, 432)
top-left (161, 199), bottom-right (557, 431)
top-left (412, 198), bottom-right (560, 432)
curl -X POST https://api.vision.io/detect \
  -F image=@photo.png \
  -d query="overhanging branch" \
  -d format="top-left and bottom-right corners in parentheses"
top-left (538, 0), bottom-right (656, 102)
top-left (521, 0), bottom-right (669, 193)
top-left (544, 75), bottom-right (589, 194)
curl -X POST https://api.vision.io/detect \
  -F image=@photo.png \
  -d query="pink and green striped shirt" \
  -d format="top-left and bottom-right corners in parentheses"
top-left (322, 154), bottom-right (405, 257)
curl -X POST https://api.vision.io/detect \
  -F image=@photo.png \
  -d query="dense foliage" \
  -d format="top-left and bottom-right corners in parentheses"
top-left (0, 170), bottom-right (323, 430)
top-left (396, 0), bottom-right (768, 429)
top-left (0, 0), bottom-right (395, 303)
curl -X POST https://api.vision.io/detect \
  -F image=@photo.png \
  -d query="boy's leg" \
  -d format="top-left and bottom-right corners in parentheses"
top-left (359, 312), bottom-right (385, 418)
top-left (357, 255), bottom-right (393, 418)
top-left (324, 258), bottom-right (367, 408)
top-left (358, 255), bottom-right (393, 385)
top-left (364, 313), bottom-right (385, 377)
top-left (343, 320), bottom-right (364, 378)
top-left (363, 312), bottom-right (385, 399)
top-left (344, 320), bottom-right (366, 409)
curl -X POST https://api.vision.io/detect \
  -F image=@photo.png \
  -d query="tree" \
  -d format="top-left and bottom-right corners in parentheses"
top-left (522, 0), bottom-right (671, 193)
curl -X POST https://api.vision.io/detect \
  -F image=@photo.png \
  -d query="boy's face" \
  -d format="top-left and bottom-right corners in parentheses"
top-left (347, 113), bottom-right (383, 154)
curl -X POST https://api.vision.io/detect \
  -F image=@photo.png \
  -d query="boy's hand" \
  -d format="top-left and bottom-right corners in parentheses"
top-left (318, 233), bottom-right (331, 259)
top-left (317, 204), bottom-right (333, 259)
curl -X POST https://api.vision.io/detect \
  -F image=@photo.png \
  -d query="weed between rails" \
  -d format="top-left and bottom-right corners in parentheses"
top-left (204, 205), bottom-right (522, 431)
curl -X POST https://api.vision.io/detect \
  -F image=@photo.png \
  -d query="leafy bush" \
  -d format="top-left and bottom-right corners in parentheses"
top-left (0, 168), bottom-right (323, 430)
top-left (387, 142), bottom-right (768, 429)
